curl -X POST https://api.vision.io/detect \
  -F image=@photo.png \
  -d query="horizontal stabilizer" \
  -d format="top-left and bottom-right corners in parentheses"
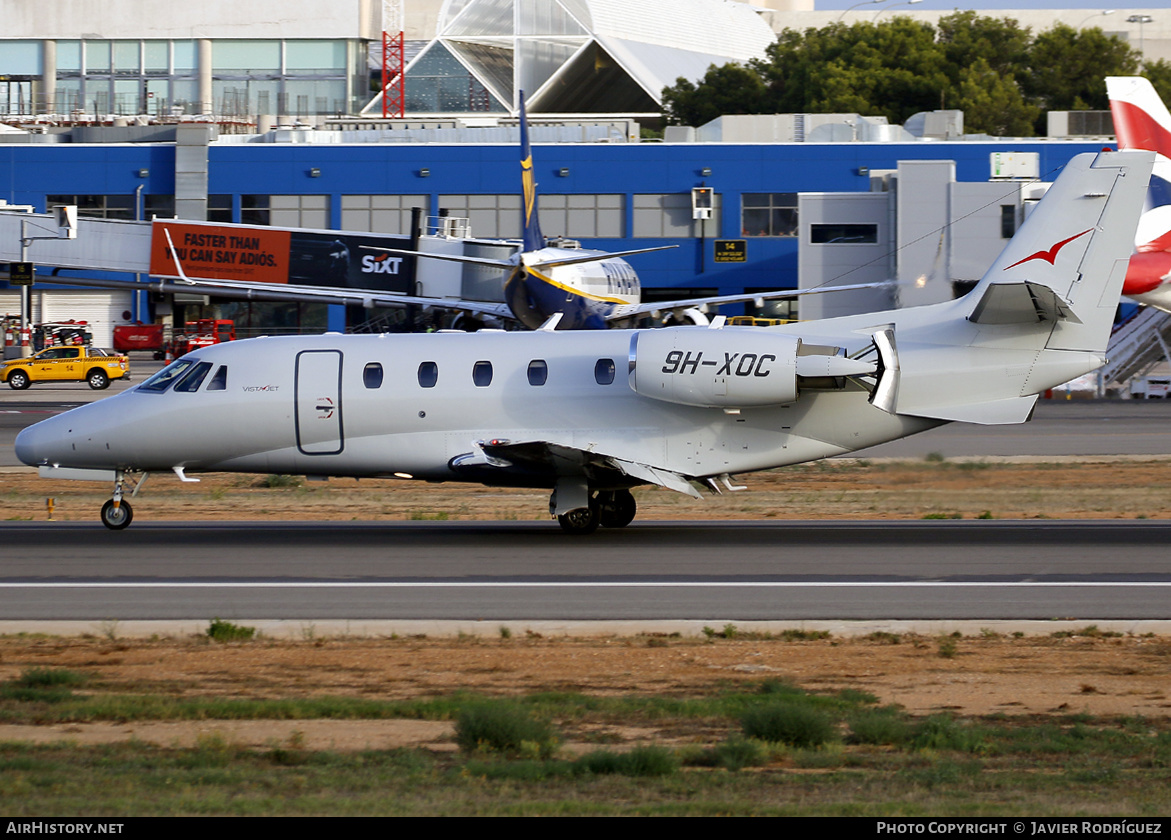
top-left (968, 281), bottom-right (1081, 325)
top-left (606, 281), bottom-right (894, 321)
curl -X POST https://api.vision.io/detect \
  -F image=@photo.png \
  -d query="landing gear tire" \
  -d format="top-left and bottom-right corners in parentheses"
top-left (7, 370), bottom-right (30, 390)
top-left (557, 504), bottom-right (599, 535)
top-left (87, 370), bottom-right (109, 390)
top-left (597, 489), bottom-right (636, 528)
top-left (100, 499), bottom-right (133, 530)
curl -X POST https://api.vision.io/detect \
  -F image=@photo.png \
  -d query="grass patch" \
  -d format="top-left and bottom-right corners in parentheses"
top-left (455, 701), bottom-right (559, 758)
top-left (256, 474), bottom-right (302, 488)
top-left (206, 619), bottom-right (257, 643)
top-left (741, 702), bottom-right (836, 748)
top-left (0, 668), bottom-right (90, 703)
top-left (849, 708), bottom-right (913, 746)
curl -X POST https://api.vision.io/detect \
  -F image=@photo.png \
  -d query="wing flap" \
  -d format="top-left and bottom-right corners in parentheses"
top-left (465, 439), bottom-right (704, 498)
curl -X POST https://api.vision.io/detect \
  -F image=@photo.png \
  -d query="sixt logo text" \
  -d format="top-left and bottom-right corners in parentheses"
top-left (662, 350), bottom-right (775, 377)
top-left (361, 255), bottom-right (403, 275)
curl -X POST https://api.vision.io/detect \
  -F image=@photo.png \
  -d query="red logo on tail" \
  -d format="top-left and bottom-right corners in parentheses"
top-left (1003, 228), bottom-right (1093, 271)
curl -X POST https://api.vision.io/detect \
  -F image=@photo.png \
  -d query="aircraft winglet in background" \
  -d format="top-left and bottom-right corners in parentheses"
top-left (16, 149), bottom-right (1152, 532)
top-left (1107, 76), bottom-right (1171, 310)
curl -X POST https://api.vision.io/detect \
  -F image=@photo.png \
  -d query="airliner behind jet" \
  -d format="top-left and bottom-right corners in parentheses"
top-left (1107, 76), bottom-right (1171, 311)
top-left (368, 93), bottom-right (877, 329)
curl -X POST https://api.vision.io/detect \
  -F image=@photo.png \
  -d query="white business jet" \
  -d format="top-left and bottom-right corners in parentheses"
top-left (15, 150), bottom-right (1151, 532)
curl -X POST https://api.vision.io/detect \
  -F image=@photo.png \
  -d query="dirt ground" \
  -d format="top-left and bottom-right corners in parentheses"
top-left (0, 632), bottom-right (1168, 752)
top-left (2, 457), bottom-right (1169, 752)
top-left (6, 455), bottom-right (1171, 523)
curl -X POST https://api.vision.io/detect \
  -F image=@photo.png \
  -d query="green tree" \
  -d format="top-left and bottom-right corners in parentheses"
top-left (1141, 59), bottom-right (1171, 109)
top-left (755, 20), bottom-right (947, 124)
top-left (1024, 24), bottom-right (1140, 114)
top-left (936, 10), bottom-right (1031, 84)
top-left (954, 57), bottom-right (1040, 137)
top-left (658, 14), bottom-right (1148, 139)
top-left (661, 62), bottom-right (768, 127)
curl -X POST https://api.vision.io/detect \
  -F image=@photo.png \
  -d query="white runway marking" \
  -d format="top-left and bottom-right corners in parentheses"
top-left (2, 582), bottom-right (1169, 589)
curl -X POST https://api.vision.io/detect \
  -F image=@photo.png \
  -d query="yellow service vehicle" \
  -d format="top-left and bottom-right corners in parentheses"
top-left (1, 346), bottom-right (129, 390)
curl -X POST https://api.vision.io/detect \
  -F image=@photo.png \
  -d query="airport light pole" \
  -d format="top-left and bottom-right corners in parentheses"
top-left (16, 208), bottom-right (77, 357)
top-left (1128, 14), bottom-right (1153, 62)
top-left (837, 0), bottom-right (885, 23)
top-left (1077, 10), bottom-right (1115, 28)
top-left (875, 0), bottom-right (923, 20)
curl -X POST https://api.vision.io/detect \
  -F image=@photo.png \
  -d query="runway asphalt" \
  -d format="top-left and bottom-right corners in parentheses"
top-left (3, 355), bottom-right (1171, 628)
top-left (1, 520), bottom-right (1168, 622)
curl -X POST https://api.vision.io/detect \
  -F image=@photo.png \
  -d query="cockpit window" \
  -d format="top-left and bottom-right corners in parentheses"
top-left (206, 365), bottom-right (228, 391)
top-left (138, 358), bottom-right (200, 392)
top-left (174, 361), bottom-right (213, 392)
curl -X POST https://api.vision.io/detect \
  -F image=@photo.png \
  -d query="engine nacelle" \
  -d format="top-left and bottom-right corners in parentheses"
top-left (628, 327), bottom-right (801, 408)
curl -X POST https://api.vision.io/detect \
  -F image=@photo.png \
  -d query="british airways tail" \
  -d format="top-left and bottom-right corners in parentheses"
top-left (1107, 76), bottom-right (1171, 301)
top-left (519, 94), bottom-right (545, 253)
top-left (1107, 76), bottom-right (1171, 253)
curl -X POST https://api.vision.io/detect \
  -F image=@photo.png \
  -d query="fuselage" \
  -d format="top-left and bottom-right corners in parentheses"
top-left (15, 328), bottom-right (937, 487)
top-left (504, 246), bottom-right (640, 330)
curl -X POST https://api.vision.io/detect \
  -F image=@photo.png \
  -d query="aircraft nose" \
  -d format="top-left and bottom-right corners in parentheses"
top-left (15, 415), bottom-right (65, 467)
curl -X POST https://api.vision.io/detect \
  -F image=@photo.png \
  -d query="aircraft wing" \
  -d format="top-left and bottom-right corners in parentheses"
top-left (454, 438), bottom-right (705, 498)
top-left (30, 273), bottom-right (518, 321)
top-left (602, 281), bottom-right (894, 321)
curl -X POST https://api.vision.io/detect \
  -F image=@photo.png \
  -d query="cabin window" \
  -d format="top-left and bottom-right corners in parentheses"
top-left (594, 358), bottom-right (616, 385)
top-left (417, 361), bottom-right (438, 388)
top-left (206, 365), bottom-right (228, 391)
top-left (173, 361), bottom-right (213, 393)
top-left (527, 359), bottom-right (548, 386)
top-left (473, 360), bottom-right (493, 387)
top-left (363, 362), bottom-right (384, 389)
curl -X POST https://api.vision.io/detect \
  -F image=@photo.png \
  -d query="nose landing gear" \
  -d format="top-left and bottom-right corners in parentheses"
top-left (100, 498), bottom-right (133, 530)
top-left (100, 470), bottom-right (135, 530)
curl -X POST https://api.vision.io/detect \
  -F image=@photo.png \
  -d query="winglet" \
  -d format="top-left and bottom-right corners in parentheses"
top-left (162, 228), bottom-right (196, 285)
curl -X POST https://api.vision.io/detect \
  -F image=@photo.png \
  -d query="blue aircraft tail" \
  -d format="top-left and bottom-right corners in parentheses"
top-left (519, 93), bottom-right (545, 253)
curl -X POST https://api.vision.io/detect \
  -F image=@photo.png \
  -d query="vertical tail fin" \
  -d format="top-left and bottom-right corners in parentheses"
top-left (972, 151), bottom-right (1152, 353)
top-left (519, 92), bottom-right (545, 253)
top-left (1107, 76), bottom-right (1171, 254)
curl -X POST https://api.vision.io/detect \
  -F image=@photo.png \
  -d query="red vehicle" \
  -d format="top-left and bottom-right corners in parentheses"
top-left (113, 323), bottom-right (165, 352)
top-left (166, 319), bottom-right (236, 358)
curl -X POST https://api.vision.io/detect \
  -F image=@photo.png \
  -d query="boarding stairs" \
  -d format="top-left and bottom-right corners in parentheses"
top-left (1100, 305), bottom-right (1171, 391)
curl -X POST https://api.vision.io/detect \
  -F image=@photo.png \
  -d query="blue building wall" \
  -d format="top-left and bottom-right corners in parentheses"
top-left (1, 138), bottom-right (1105, 299)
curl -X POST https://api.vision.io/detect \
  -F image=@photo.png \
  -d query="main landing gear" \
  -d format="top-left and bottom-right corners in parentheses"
top-left (553, 488), bottom-right (637, 535)
top-left (100, 470), bottom-right (134, 530)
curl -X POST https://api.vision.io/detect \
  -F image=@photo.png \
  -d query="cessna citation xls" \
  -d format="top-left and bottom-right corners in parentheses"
top-left (16, 150), bottom-right (1152, 532)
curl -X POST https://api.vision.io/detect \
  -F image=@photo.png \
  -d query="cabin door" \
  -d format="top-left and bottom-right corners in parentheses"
top-left (295, 349), bottom-right (344, 455)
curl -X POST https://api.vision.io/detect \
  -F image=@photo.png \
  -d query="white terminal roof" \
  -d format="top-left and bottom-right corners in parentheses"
top-left (408, 0), bottom-right (775, 114)
top-left (1, 0), bottom-right (380, 40)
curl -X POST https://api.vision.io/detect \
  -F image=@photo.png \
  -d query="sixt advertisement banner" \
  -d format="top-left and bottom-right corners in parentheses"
top-left (149, 221), bottom-right (414, 293)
